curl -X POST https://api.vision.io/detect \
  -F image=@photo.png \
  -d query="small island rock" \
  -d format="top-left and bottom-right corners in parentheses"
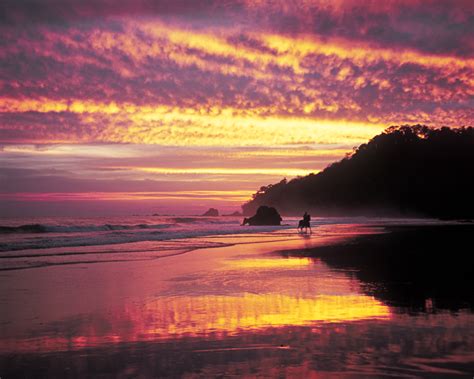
top-left (242, 206), bottom-right (282, 226)
top-left (202, 208), bottom-right (219, 216)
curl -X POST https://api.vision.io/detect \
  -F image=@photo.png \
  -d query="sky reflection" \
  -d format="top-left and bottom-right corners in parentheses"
top-left (0, 251), bottom-right (391, 354)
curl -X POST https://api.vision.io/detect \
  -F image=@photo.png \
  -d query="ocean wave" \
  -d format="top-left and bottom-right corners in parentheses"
top-left (0, 225), bottom-right (291, 252)
top-left (171, 217), bottom-right (201, 223)
top-left (170, 217), bottom-right (241, 224)
top-left (0, 223), bottom-right (172, 234)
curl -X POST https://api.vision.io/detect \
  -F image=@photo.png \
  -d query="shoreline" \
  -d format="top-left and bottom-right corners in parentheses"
top-left (0, 218), bottom-right (390, 271)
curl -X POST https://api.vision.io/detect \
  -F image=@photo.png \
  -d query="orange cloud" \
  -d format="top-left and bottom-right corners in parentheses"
top-left (0, 97), bottom-right (388, 146)
top-left (0, 191), bottom-right (252, 203)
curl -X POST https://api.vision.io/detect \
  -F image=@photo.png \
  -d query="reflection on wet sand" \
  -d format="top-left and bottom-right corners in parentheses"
top-left (0, 291), bottom-right (389, 353)
top-left (228, 256), bottom-right (313, 269)
top-left (145, 292), bottom-right (390, 335)
top-left (1, 309), bottom-right (473, 377)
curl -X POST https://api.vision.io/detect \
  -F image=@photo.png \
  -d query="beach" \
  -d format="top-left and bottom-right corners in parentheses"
top-left (3, 0), bottom-right (474, 376)
top-left (0, 218), bottom-right (473, 377)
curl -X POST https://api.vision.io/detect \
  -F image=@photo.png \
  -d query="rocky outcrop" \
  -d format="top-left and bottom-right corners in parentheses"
top-left (202, 208), bottom-right (219, 216)
top-left (242, 206), bottom-right (282, 226)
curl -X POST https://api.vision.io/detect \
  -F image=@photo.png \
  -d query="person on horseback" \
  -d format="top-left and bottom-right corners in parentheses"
top-left (298, 211), bottom-right (312, 233)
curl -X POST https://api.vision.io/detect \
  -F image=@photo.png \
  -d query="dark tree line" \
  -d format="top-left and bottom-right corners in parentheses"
top-left (242, 125), bottom-right (474, 219)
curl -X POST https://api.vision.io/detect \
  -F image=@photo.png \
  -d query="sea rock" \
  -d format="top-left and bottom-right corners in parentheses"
top-left (242, 206), bottom-right (282, 226)
top-left (202, 208), bottom-right (219, 216)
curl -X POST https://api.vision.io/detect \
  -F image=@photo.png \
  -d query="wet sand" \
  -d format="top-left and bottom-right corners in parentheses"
top-left (1, 224), bottom-right (473, 377)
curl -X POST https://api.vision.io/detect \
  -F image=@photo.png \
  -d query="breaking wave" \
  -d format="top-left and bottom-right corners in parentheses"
top-left (0, 223), bottom-right (171, 234)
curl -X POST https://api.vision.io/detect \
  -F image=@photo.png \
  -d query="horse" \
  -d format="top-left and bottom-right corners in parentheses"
top-left (298, 219), bottom-right (312, 233)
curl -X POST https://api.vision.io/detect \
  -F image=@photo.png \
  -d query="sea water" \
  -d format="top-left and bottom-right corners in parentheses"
top-left (0, 215), bottom-right (447, 270)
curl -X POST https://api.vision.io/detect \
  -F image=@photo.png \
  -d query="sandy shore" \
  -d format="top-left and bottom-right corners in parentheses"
top-left (1, 223), bottom-right (473, 377)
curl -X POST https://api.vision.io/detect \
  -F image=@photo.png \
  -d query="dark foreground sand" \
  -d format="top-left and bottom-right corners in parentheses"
top-left (0, 223), bottom-right (473, 378)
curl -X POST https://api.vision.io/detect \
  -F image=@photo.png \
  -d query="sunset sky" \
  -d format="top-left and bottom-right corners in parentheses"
top-left (1, 0), bottom-right (473, 216)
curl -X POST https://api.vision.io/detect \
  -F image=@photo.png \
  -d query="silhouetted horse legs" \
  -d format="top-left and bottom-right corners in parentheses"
top-left (298, 220), bottom-right (304, 232)
top-left (298, 220), bottom-right (312, 233)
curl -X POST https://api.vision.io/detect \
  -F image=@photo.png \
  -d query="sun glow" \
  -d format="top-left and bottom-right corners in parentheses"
top-left (0, 97), bottom-right (386, 146)
top-left (132, 167), bottom-right (318, 177)
top-left (0, 191), bottom-right (253, 202)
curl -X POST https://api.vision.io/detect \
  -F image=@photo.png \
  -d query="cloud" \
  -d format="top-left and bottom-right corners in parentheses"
top-left (1, 17), bottom-right (472, 146)
top-left (2, 1), bottom-right (473, 56)
top-left (0, 144), bottom-right (343, 187)
top-left (1, 1), bottom-right (473, 214)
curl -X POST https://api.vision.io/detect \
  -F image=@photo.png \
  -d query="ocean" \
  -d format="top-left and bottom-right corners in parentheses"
top-left (0, 215), bottom-right (450, 271)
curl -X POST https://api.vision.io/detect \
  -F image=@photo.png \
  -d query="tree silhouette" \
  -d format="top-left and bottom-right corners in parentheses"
top-left (242, 125), bottom-right (474, 219)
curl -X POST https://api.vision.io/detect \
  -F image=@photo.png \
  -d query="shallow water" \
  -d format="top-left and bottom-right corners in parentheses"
top-left (0, 221), bottom-right (472, 377)
top-left (0, 214), bottom-right (447, 253)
